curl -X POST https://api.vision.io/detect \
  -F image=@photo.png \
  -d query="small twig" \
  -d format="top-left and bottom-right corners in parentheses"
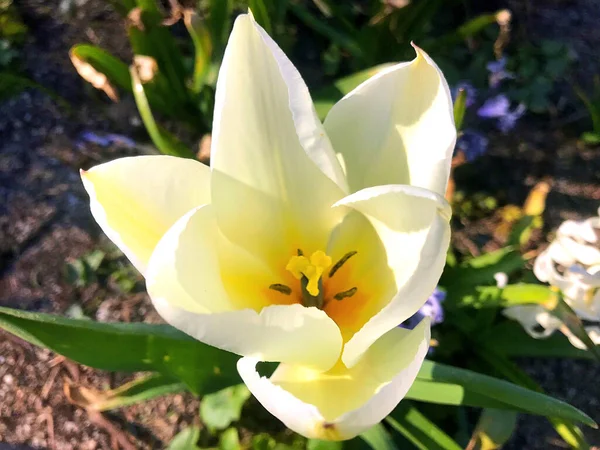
top-left (87, 410), bottom-right (137, 450)
top-left (36, 410), bottom-right (56, 450)
top-left (42, 365), bottom-right (61, 400)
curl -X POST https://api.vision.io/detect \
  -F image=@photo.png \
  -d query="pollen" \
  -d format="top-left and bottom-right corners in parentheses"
top-left (286, 250), bottom-right (332, 296)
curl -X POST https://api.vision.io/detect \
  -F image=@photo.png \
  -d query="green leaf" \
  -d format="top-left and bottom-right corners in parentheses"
top-left (288, 3), bottom-right (363, 61)
top-left (479, 322), bottom-right (592, 359)
top-left (359, 423), bottom-right (398, 450)
top-left (130, 67), bottom-right (196, 158)
top-left (448, 283), bottom-right (557, 309)
top-left (468, 408), bottom-right (518, 450)
top-left (307, 440), bottom-right (343, 450)
top-left (474, 348), bottom-right (590, 449)
top-left (220, 428), bottom-right (241, 450)
top-left (209, 0), bottom-right (233, 51)
top-left (70, 44), bottom-right (131, 91)
top-left (134, 1), bottom-right (189, 102)
top-left (441, 247), bottom-right (525, 292)
top-left (387, 402), bottom-right (462, 450)
top-left (416, 361), bottom-right (596, 427)
top-left (549, 293), bottom-right (600, 361)
top-left (581, 131), bottom-right (600, 144)
top-left (407, 379), bottom-right (519, 411)
top-left (507, 215), bottom-right (539, 248)
top-left (200, 384), bottom-right (251, 432)
top-left (453, 88), bottom-right (467, 132)
top-left (185, 10), bottom-right (213, 93)
top-left (168, 425), bottom-right (201, 450)
top-left (434, 10), bottom-right (509, 49)
top-left (249, 0), bottom-right (273, 35)
top-left (0, 306), bottom-right (239, 395)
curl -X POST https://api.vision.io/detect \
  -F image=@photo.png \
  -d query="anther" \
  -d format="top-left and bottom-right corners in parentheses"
top-left (269, 284), bottom-right (292, 295)
top-left (334, 287), bottom-right (358, 301)
top-left (297, 249), bottom-right (304, 256)
top-left (329, 251), bottom-right (357, 278)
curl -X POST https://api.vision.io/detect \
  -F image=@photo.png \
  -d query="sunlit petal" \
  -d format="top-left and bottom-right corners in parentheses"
top-left (211, 14), bottom-right (345, 267)
top-left (333, 184), bottom-right (451, 367)
top-left (146, 205), bottom-right (342, 370)
top-left (238, 319), bottom-right (430, 440)
top-left (81, 155), bottom-right (210, 274)
top-left (324, 45), bottom-right (455, 196)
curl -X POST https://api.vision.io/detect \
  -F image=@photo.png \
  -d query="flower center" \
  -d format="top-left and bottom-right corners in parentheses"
top-left (269, 249), bottom-right (358, 309)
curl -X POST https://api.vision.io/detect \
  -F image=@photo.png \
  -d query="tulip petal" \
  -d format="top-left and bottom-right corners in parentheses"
top-left (324, 45), bottom-right (455, 197)
top-left (333, 185), bottom-right (451, 367)
top-left (210, 13), bottom-right (345, 267)
top-left (238, 319), bottom-right (430, 440)
top-left (323, 211), bottom-right (396, 343)
top-left (146, 205), bottom-right (342, 371)
top-left (81, 155), bottom-right (211, 274)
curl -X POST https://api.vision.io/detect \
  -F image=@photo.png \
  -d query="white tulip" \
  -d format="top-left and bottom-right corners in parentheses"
top-left (81, 13), bottom-right (455, 439)
top-left (504, 208), bottom-right (600, 349)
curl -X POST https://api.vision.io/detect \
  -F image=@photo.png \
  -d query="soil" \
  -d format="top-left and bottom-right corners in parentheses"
top-left (0, 0), bottom-right (599, 449)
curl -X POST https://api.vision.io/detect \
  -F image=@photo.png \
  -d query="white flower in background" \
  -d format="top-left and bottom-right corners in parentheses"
top-left (504, 208), bottom-right (600, 349)
top-left (81, 13), bottom-right (455, 440)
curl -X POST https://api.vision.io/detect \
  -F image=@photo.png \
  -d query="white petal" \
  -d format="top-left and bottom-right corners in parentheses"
top-left (324, 45), bottom-right (455, 196)
top-left (210, 13), bottom-right (345, 266)
top-left (238, 319), bottom-right (430, 440)
top-left (502, 305), bottom-right (561, 339)
top-left (562, 326), bottom-right (600, 350)
top-left (81, 155), bottom-right (210, 274)
top-left (146, 205), bottom-right (342, 371)
top-left (333, 185), bottom-right (451, 367)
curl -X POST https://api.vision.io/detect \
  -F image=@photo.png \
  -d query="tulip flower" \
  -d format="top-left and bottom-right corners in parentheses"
top-left (81, 13), bottom-right (454, 440)
top-left (504, 209), bottom-right (600, 349)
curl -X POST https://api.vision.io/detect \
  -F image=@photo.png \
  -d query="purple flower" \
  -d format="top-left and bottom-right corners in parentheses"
top-left (486, 57), bottom-right (514, 88)
top-left (400, 288), bottom-right (446, 330)
top-left (477, 95), bottom-right (511, 118)
top-left (456, 130), bottom-right (489, 161)
top-left (78, 131), bottom-right (137, 149)
top-left (477, 95), bottom-right (526, 133)
top-left (452, 81), bottom-right (477, 108)
top-left (79, 131), bottom-right (112, 147)
top-left (497, 104), bottom-right (526, 133)
top-left (105, 133), bottom-right (136, 148)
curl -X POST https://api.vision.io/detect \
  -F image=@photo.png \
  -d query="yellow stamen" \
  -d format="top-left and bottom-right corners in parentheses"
top-left (286, 255), bottom-right (310, 279)
top-left (286, 250), bottom-right (332, 296)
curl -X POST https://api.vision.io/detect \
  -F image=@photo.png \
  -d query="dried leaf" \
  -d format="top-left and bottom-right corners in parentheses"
top-left (70, 50), bottom-right (119, 101)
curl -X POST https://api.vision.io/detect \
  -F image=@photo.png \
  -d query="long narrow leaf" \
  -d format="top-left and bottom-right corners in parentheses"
top-left (249, 0), bottom-right (273, 35)
top-left (289, 3), bottom-right (363, 60)
top-left (0, 306), bottom-right (239, 395)
top-left (417, 360), bottom-right (596, 427)
top-left (387, 402), bottom-right (462, 450)
top-left (467, 408), bottom-right (518, 450)
top-left (453, 88), bottom-right (467, 132)
top-left (359, 423), bottom-right (398, 450)
top-left (70, 44), bottom-right (131, 91)
top-left (185, 10), bottom-right (213, 93)
top-left (475, 349), bottom-right (591, 449)
top-left (407, 379), bottom-right (522, 411)
top-left (130, 67), bottom-right (196, 158)
top-left (550, 292), bottom-right (600, 361)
